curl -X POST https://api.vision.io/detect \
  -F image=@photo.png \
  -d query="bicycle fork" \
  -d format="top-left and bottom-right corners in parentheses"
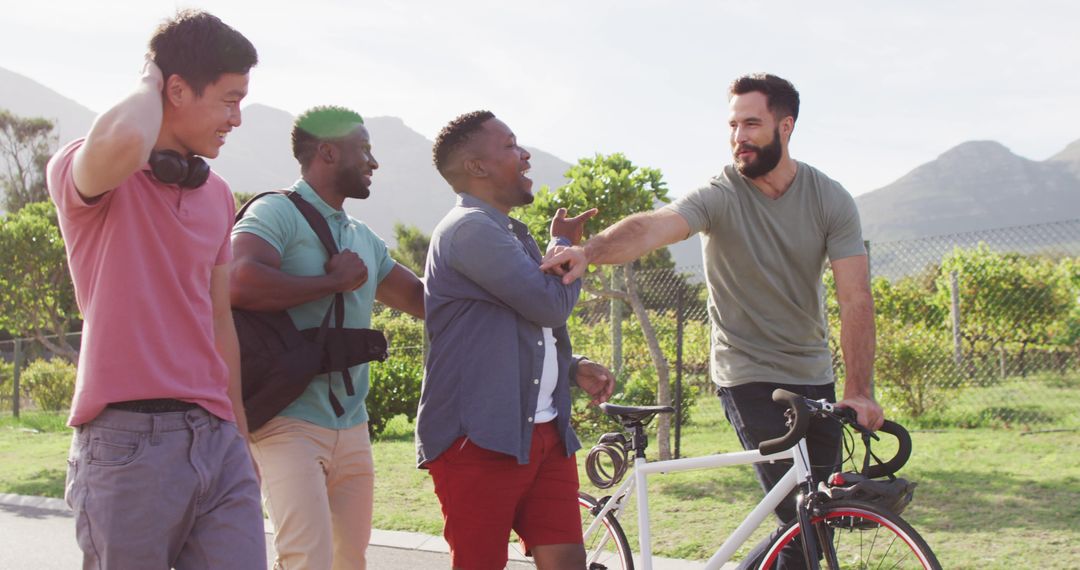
top-left (791, 438), bottom-right (823, 570)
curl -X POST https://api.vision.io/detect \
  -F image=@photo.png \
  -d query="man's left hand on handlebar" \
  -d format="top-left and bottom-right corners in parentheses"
top-left (836, 394), bottom-right (885, 431)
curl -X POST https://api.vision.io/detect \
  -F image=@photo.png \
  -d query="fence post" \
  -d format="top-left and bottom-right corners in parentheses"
top-left (611, 267), bottom-right (624, 380)
top-left (950, 271), bottom-right (963, 367)
top-left (674, 285), bottom-right (684, 460)
top-left (12, 338), bottom-right (22, 418)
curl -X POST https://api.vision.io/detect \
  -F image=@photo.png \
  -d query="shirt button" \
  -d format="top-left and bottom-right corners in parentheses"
top-left (533, 379), bottom-right (540, 384)
top-left (527, 416), bottom-right (534, 423)
top-left (537, 340), bottom-right (543, 346)
top-left (507, 223), bottom-right (513, 230)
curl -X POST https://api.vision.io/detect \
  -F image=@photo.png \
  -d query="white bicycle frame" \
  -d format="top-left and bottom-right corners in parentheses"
top-left (583, 438), bottom-right (815, 570)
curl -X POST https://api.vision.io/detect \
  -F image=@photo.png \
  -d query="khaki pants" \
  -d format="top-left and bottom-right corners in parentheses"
top-left (251, 416), bottom-right (374, 570)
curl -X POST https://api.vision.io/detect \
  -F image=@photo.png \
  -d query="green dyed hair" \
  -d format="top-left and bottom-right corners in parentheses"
top-left (292, 105), bottom-right (365, 168)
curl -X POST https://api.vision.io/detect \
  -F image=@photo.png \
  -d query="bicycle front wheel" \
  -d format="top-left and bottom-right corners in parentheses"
top-left (758, 500), bottom-right (940, 570)
top-left (579, 492), bottom-right (634, 570)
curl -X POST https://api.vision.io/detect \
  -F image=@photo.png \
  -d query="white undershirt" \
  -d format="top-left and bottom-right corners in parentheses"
top-left (534, 327), bottom-right (559, 423)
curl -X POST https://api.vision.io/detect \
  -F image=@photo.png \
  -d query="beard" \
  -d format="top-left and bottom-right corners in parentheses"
top-left (337, 164), bottom-right (370, 200)
top-left (734, 127), bottom-right (783, 179)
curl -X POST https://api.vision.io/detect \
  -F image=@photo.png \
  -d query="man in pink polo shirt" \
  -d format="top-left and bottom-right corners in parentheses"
top-left (46, 11), bottom-right (265, 569)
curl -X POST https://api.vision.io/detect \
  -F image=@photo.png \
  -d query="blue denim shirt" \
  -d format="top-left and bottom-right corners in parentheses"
top-left (416, 193), bottom-right (583, 466)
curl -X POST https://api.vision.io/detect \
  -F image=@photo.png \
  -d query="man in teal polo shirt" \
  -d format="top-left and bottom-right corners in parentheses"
top-left (231, 105), bottom-right (424, 570)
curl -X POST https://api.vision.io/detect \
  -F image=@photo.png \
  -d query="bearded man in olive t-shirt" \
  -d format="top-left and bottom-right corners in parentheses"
top-left (541, 73), bottom-right (883, 569)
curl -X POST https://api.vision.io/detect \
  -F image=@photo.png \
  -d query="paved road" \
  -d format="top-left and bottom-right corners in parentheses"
top-left (0, 494), bottom-right (709, 569)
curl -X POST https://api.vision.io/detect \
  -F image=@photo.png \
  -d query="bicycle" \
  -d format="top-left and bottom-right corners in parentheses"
top-left (572, 389), bottom-right (940, 570)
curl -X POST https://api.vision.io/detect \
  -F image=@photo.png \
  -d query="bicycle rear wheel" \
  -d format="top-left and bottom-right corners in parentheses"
top-left (758, 500), bottom-right (940, 570)
top-left (579, 492), bottom-right (634, 570)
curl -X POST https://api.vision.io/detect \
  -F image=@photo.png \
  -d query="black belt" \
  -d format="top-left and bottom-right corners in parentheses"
top-left (106, 399), bottom-right (200, 413)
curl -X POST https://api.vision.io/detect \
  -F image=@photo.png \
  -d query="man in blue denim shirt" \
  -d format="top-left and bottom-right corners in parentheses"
top-left (416, 110), bottom-right (615, 570)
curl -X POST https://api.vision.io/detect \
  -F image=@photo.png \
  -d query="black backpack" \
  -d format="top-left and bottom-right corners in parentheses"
top-left (233, 191), bottom-right (388, 431)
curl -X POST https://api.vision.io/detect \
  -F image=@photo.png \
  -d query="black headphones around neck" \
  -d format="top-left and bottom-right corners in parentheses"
top-left (148, 149), bottom-right (211, 189)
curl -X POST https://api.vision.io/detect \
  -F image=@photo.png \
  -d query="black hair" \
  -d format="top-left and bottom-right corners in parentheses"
top-left (729, 73), bottom-right (800, 123)
top-left (149, 9), bottom-right (258, 96)
top-left (432, 110), bottom-right (495, 175)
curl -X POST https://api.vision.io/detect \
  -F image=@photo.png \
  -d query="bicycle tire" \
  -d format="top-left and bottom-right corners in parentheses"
top-left (757, 500), bottom-right (941, 570)
top-left (579, 492), bottom-right (635, 570)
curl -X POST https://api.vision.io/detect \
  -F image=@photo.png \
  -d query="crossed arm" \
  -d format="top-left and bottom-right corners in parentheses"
top-left (230, 232), bottom-right (424, 318)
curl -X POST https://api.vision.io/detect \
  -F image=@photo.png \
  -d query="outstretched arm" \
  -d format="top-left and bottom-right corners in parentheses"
top-left (375, 263), bottom-right (425, 319)
top-left (832, 254), bottom-right (883, 430)
top-left (73, 57), bottom-right (165, 198)
top-left (540, 208), bottom-right (691, 284)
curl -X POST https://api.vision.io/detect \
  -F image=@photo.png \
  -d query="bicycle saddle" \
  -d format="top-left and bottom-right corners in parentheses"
top-left (600, 403), bottom-right (675, 425)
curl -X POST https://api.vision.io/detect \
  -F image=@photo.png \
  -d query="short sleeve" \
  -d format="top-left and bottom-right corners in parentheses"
top-left (372, 232), bottom-right (396, 284)
top-left (824, 188), bottom-right (866, 261)
top-left (663, 182), bottom-right (722, 236)
top-left (231, 194), bottom-right (297, 257)
top-left (47, 138), bottom-right (110, 219)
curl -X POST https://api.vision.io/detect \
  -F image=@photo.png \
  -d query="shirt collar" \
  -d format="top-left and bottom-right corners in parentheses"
top-left (292, 179), bottom-right (342, 220)
top-left (457, 192), bottom-right (527, 234)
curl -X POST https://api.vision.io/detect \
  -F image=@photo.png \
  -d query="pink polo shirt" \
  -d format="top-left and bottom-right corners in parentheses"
top-left (47, 139), bottom-right (236, 426)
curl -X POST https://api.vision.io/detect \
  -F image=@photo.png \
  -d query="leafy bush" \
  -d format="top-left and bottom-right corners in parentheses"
top-left (872, 323), bottom-right (958, 418)
top-left (366, 357), bottom-right (423, 439)
top-left (571, 365), bottom-right (700, 441)
top-left (0, 359), bottom-right (14, 409)
top-left (371, 309), bottom-right (425, 351)
top-left (22, 358), bottom-right (76, 411)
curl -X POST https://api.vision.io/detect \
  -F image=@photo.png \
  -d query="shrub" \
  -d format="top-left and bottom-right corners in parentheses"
top-left (0, 359), bottom-right (14, 409)
top-left (366, 357), bottom-right (423, 440)
top-left (22, 358), bottom-right (76, 411)
top-left (872, 323), bottom-right (958, 418)
top-left (571, 365), bottom-right (700, 441)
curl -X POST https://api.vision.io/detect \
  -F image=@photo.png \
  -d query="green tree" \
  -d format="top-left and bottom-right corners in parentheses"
top-left (0, 201), bottom-right (79, 362)
top-left (390, 223), bottom-right (430, 277)
top-left (0, 109), bottom-right (57, 213)
top-left (520, 153), bottom-right (685, 458)
top-left (233, 190), bottom-right (258, 211)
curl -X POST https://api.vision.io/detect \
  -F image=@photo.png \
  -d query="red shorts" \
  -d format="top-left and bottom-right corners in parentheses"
top-left (427, 421), bottom-right (583, 570)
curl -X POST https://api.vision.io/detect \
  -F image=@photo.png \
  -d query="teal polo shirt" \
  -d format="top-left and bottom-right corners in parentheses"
top-left (233, 179), bottom-right (396, 429)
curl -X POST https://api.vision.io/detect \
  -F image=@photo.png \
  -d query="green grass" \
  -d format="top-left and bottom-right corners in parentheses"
top-left (901, 372), bottom-right (1080, 429)
top-left (4, 401), bottom-right (1079, 568)
top-left (0, 411), bottom-right (71, 497)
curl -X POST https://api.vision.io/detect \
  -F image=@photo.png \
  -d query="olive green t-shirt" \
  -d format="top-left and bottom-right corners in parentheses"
top-left (665, 162), bottom-right (865, 387)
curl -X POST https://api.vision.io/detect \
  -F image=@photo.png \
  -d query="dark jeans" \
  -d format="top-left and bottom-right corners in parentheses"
top-left (718, 382), bottom-right (841, 570)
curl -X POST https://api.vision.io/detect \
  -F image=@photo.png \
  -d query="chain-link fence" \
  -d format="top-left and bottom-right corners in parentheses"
top-left (0, 332), bottom-right (81, 416)
top-left (5, 219), bottom-right (1077, 444)
top-left (566, 219), bottom-right (1080, 456)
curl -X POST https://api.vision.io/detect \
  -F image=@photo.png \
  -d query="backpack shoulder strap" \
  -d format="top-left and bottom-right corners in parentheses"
top-left (234, 190), bottom-right (288, 224)
top-left (233, 189), bottom-right (339, 258)
top-left (286, 192), bottom-right (339, 257)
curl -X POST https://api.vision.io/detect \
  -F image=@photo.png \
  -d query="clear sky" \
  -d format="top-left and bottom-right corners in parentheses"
top-left (1, 0), bottom-right (1077, 198)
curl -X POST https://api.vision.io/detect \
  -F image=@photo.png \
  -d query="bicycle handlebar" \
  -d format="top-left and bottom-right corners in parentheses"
top-left (863, 420), bottom-right (911, 478)
top-left (758, 389), bottom-right (809, 456)
top-left (758, 390), bottom-right (914, 477)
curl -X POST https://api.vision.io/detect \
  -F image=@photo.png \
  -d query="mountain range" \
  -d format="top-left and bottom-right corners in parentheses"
top-left (3, 65), bottom-right (1079, 258)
